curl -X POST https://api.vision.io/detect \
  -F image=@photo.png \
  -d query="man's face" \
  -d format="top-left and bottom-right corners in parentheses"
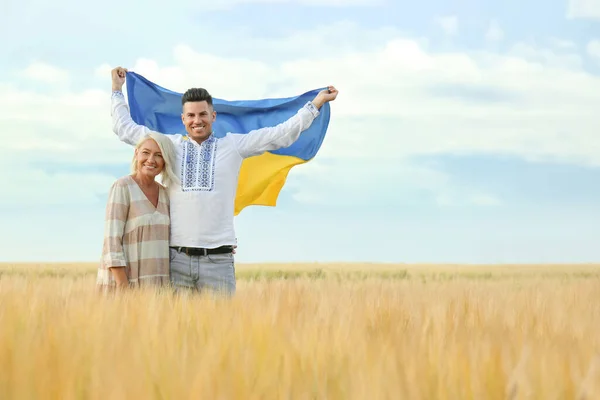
top-left (181, 101), bottom-right (216, 143)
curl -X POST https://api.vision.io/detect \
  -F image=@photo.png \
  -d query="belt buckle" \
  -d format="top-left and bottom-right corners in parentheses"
top-left (190, 247), bottom-right (207, 256)
top-left (179, 246), bottom-right (209, 256)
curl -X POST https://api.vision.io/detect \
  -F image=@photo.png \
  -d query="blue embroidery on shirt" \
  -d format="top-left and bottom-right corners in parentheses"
top-left (181, 136), bottom-right (217, 192)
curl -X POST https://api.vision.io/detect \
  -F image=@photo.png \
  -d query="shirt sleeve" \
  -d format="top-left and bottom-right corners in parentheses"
top-left (111, 90), bottom-right (151, 146)
top-left (101, 181), bottom-right (130, 269)
top-left (230, 101), bottom-right (320, 159)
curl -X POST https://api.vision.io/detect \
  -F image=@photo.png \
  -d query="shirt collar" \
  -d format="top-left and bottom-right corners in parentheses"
top-left (184, 132), bottom-right (215, 146)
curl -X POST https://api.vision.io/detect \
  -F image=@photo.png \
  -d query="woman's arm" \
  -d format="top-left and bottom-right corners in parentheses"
top-left (102, 180), bottom-right (130, 288)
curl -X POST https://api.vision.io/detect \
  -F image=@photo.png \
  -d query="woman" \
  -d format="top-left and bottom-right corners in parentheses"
top-left (97, 132), bottom-right (178, 290)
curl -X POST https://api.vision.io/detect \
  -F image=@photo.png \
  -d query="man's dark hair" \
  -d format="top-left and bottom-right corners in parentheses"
top-left (182, 88), bottom-right (213, 107)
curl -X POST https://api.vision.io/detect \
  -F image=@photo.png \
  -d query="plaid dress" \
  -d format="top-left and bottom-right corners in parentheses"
top-left (97, 175), bottom-right (170, 288)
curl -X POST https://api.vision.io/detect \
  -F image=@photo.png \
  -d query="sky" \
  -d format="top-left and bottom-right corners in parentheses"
top-left (2, 0), bottom-right (600, 264)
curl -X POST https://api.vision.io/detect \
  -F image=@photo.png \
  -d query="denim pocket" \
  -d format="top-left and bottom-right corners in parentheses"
top-left (207, 252), bottom-right (233, 264)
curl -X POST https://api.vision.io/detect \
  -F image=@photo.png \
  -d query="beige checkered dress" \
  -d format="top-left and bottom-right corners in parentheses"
top-left (97, 175), bottom-right (170, 288)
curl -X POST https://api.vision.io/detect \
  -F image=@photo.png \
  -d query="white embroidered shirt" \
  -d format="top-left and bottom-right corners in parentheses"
top-left (110, 91), bottom-right (320, 249)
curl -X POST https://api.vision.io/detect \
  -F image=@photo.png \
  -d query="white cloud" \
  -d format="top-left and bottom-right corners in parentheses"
top-left (587, 40), bottom-right (600, 60)
top-left (287, 159), bottom-right (449, 206)
top-left (0, 82), bottom-right (135, 206)
top-left (567, 0), bottom-right (600, 19)
top-left (508, 42), bottom-right (583, 69)
top-left (469, 193), bottom-right (502, 207)
top-left (215, 21), bottom-right (405, 61)
top-left (3, 163), bottom-right (118, 206)
top-left (94, 63), bottom-right (113, 79)
top-left (435, 16), bottom-right (458, 36)
top-left (3, 23), bottom-right (600, 208)
top-left (264, 37), bottom-right (597, 167)
top-left (485, 20), bottom-right (504, 42)
top-left (435, 192), bottom-right (501, 207)
top-left (20, 62), bottom-right (69, 84)
top-left (0, 84), bottom-right (119, 153)
top-left (287, 158), bottom-right (502, 207)
top-left (552, 39), bottom-right (577, 49)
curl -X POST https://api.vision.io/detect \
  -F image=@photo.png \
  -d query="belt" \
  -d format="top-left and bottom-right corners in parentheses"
top-left (171, 245), bottom-right (233, 256)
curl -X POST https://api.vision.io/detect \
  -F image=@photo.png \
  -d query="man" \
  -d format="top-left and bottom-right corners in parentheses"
top-left (110, 67), bottom-right (338, 295)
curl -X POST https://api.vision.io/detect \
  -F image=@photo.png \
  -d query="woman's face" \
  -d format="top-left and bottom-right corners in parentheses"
top-left (135, 139), bottom-right (165, 179)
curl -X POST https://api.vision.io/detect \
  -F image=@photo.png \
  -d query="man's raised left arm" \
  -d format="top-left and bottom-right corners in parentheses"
top-left (232, 86), bottom-right (338, 158)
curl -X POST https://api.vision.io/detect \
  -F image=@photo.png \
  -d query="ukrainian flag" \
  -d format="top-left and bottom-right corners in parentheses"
top-left (125, 71), bottom-right (330, 215)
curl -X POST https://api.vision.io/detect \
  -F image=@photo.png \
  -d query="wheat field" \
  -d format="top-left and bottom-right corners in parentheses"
top-left (1, 262), bottom-right (600, 399)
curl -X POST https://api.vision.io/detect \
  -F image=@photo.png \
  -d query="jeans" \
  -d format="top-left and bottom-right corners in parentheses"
top-left (169, 248), bottom-right (236, 296)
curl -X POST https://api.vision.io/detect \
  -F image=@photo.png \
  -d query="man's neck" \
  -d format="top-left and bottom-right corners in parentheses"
top-left (188, 132), bottom-right (213, 145)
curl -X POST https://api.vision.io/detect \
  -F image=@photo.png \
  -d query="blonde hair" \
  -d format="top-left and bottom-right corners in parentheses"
top-left (130, 132), bottom-right (179, 188)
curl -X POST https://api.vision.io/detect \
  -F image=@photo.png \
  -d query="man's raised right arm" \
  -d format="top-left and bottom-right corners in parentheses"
top-left (111, 66), bottom-right (149, 146)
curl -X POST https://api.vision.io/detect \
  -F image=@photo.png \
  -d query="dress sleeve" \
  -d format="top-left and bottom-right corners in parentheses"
top-left (101, 181), bottom-right (130, 268)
